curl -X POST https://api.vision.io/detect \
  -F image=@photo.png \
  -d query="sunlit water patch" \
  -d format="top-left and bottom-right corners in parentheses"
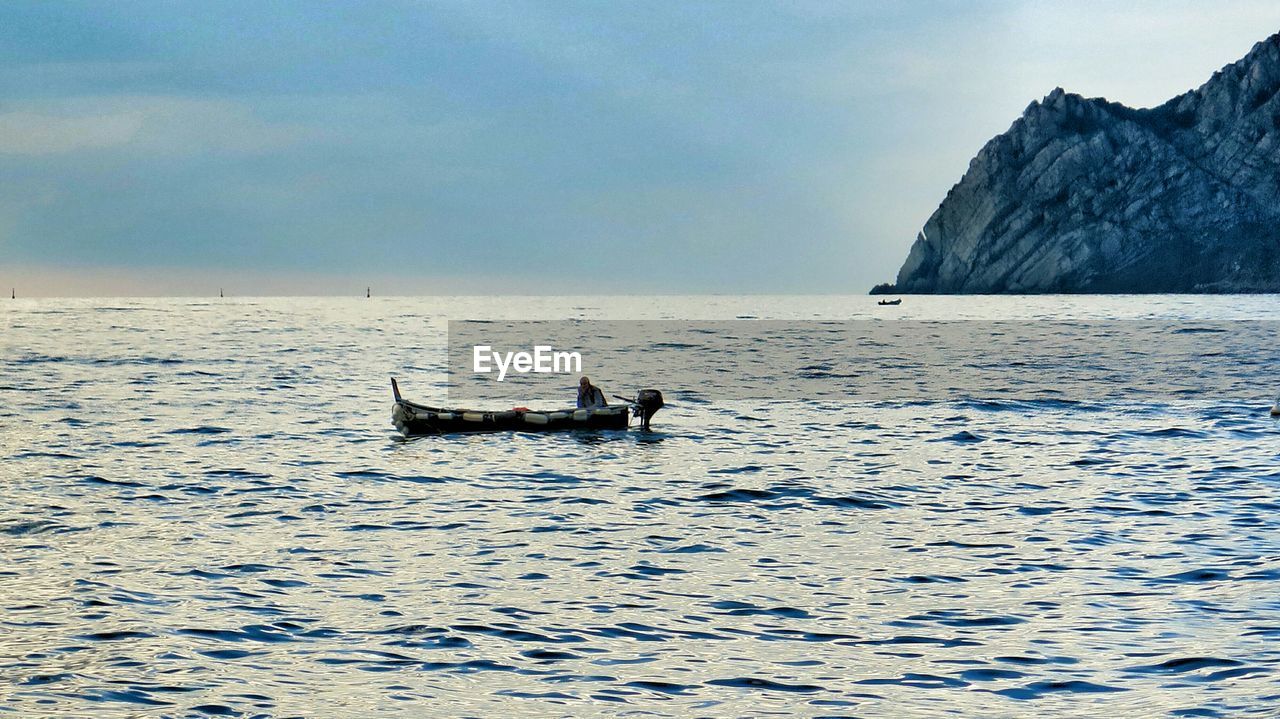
top-left (2, 295), bottom-right (1280, 717)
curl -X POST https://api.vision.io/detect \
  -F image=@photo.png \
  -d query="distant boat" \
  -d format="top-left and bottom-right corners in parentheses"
top-left (878, 298), bottom-right (902, 306)
top-left (366, 287), bottom-right (371, 298)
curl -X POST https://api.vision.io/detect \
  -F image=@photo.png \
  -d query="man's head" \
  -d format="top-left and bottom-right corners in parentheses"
top-left (579, 376), bottom-right (591, 389)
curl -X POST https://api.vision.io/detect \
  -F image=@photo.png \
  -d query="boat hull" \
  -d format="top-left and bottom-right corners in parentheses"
top-left (393, 400), bottom-right (630, 436)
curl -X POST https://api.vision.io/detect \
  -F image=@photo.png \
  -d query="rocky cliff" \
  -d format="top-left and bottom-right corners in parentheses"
top-left (880, 32), bottom-right (1280, 294)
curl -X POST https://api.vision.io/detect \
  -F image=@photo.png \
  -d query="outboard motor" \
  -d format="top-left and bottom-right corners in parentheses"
top-left (634, 389), bottom-right (664, 430)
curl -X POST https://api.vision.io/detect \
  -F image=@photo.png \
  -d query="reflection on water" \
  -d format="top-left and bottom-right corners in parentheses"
top-left (2, 295), bottom-right (1280, 718)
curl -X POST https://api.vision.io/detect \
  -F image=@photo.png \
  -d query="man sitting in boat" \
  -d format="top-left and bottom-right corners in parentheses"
top-left (577, 376), bottom-right (607, 408)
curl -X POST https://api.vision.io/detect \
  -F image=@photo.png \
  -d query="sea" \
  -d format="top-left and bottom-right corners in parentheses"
top-left (3, 295), bottom-right (1280, 718)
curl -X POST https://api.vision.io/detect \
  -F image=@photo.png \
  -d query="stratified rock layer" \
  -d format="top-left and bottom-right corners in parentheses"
top-left (890, 33), bottom-right (1280, 293)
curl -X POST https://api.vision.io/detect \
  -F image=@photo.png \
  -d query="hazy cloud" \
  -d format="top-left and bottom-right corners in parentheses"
top-left (0, 108), bottom-right (143, 155)
top-left (0, 96), bottom-right (316, 156)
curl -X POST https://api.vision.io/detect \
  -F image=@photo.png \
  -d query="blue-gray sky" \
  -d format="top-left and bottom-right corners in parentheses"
top-left (3, 1), bottom-right (1279, 295)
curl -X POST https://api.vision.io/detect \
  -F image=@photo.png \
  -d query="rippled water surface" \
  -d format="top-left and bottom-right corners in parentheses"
top-left (3, 295), bottom-right (1280, 718)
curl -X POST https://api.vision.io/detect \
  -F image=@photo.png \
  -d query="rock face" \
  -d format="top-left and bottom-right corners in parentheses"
top-left (884, 32), bottom-right (1280, 294)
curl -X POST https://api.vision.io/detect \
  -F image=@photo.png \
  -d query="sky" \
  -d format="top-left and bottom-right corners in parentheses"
top-left (2, 1), bottom-right (1279, 296)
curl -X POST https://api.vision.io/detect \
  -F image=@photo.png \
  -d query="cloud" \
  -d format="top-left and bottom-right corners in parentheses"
top-left (0, 96), bottom-right (316, 157)
top-left (0, 109), bottom-right (143, 155)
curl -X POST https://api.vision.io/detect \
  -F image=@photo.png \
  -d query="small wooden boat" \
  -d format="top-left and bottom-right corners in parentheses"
top-left (877, 298), bottom-right (902, 306)
top-left (391, 379), bottom-right (664, 436)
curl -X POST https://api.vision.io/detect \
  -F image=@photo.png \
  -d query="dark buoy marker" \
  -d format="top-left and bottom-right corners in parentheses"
top-left (1271, 396), bottom-right (1279, 417)
top-left (366, 286), bottom-right (371, 298)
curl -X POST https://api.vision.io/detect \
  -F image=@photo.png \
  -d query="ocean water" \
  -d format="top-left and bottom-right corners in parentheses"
top-left (3, 295), bottom-right (1280, 718)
